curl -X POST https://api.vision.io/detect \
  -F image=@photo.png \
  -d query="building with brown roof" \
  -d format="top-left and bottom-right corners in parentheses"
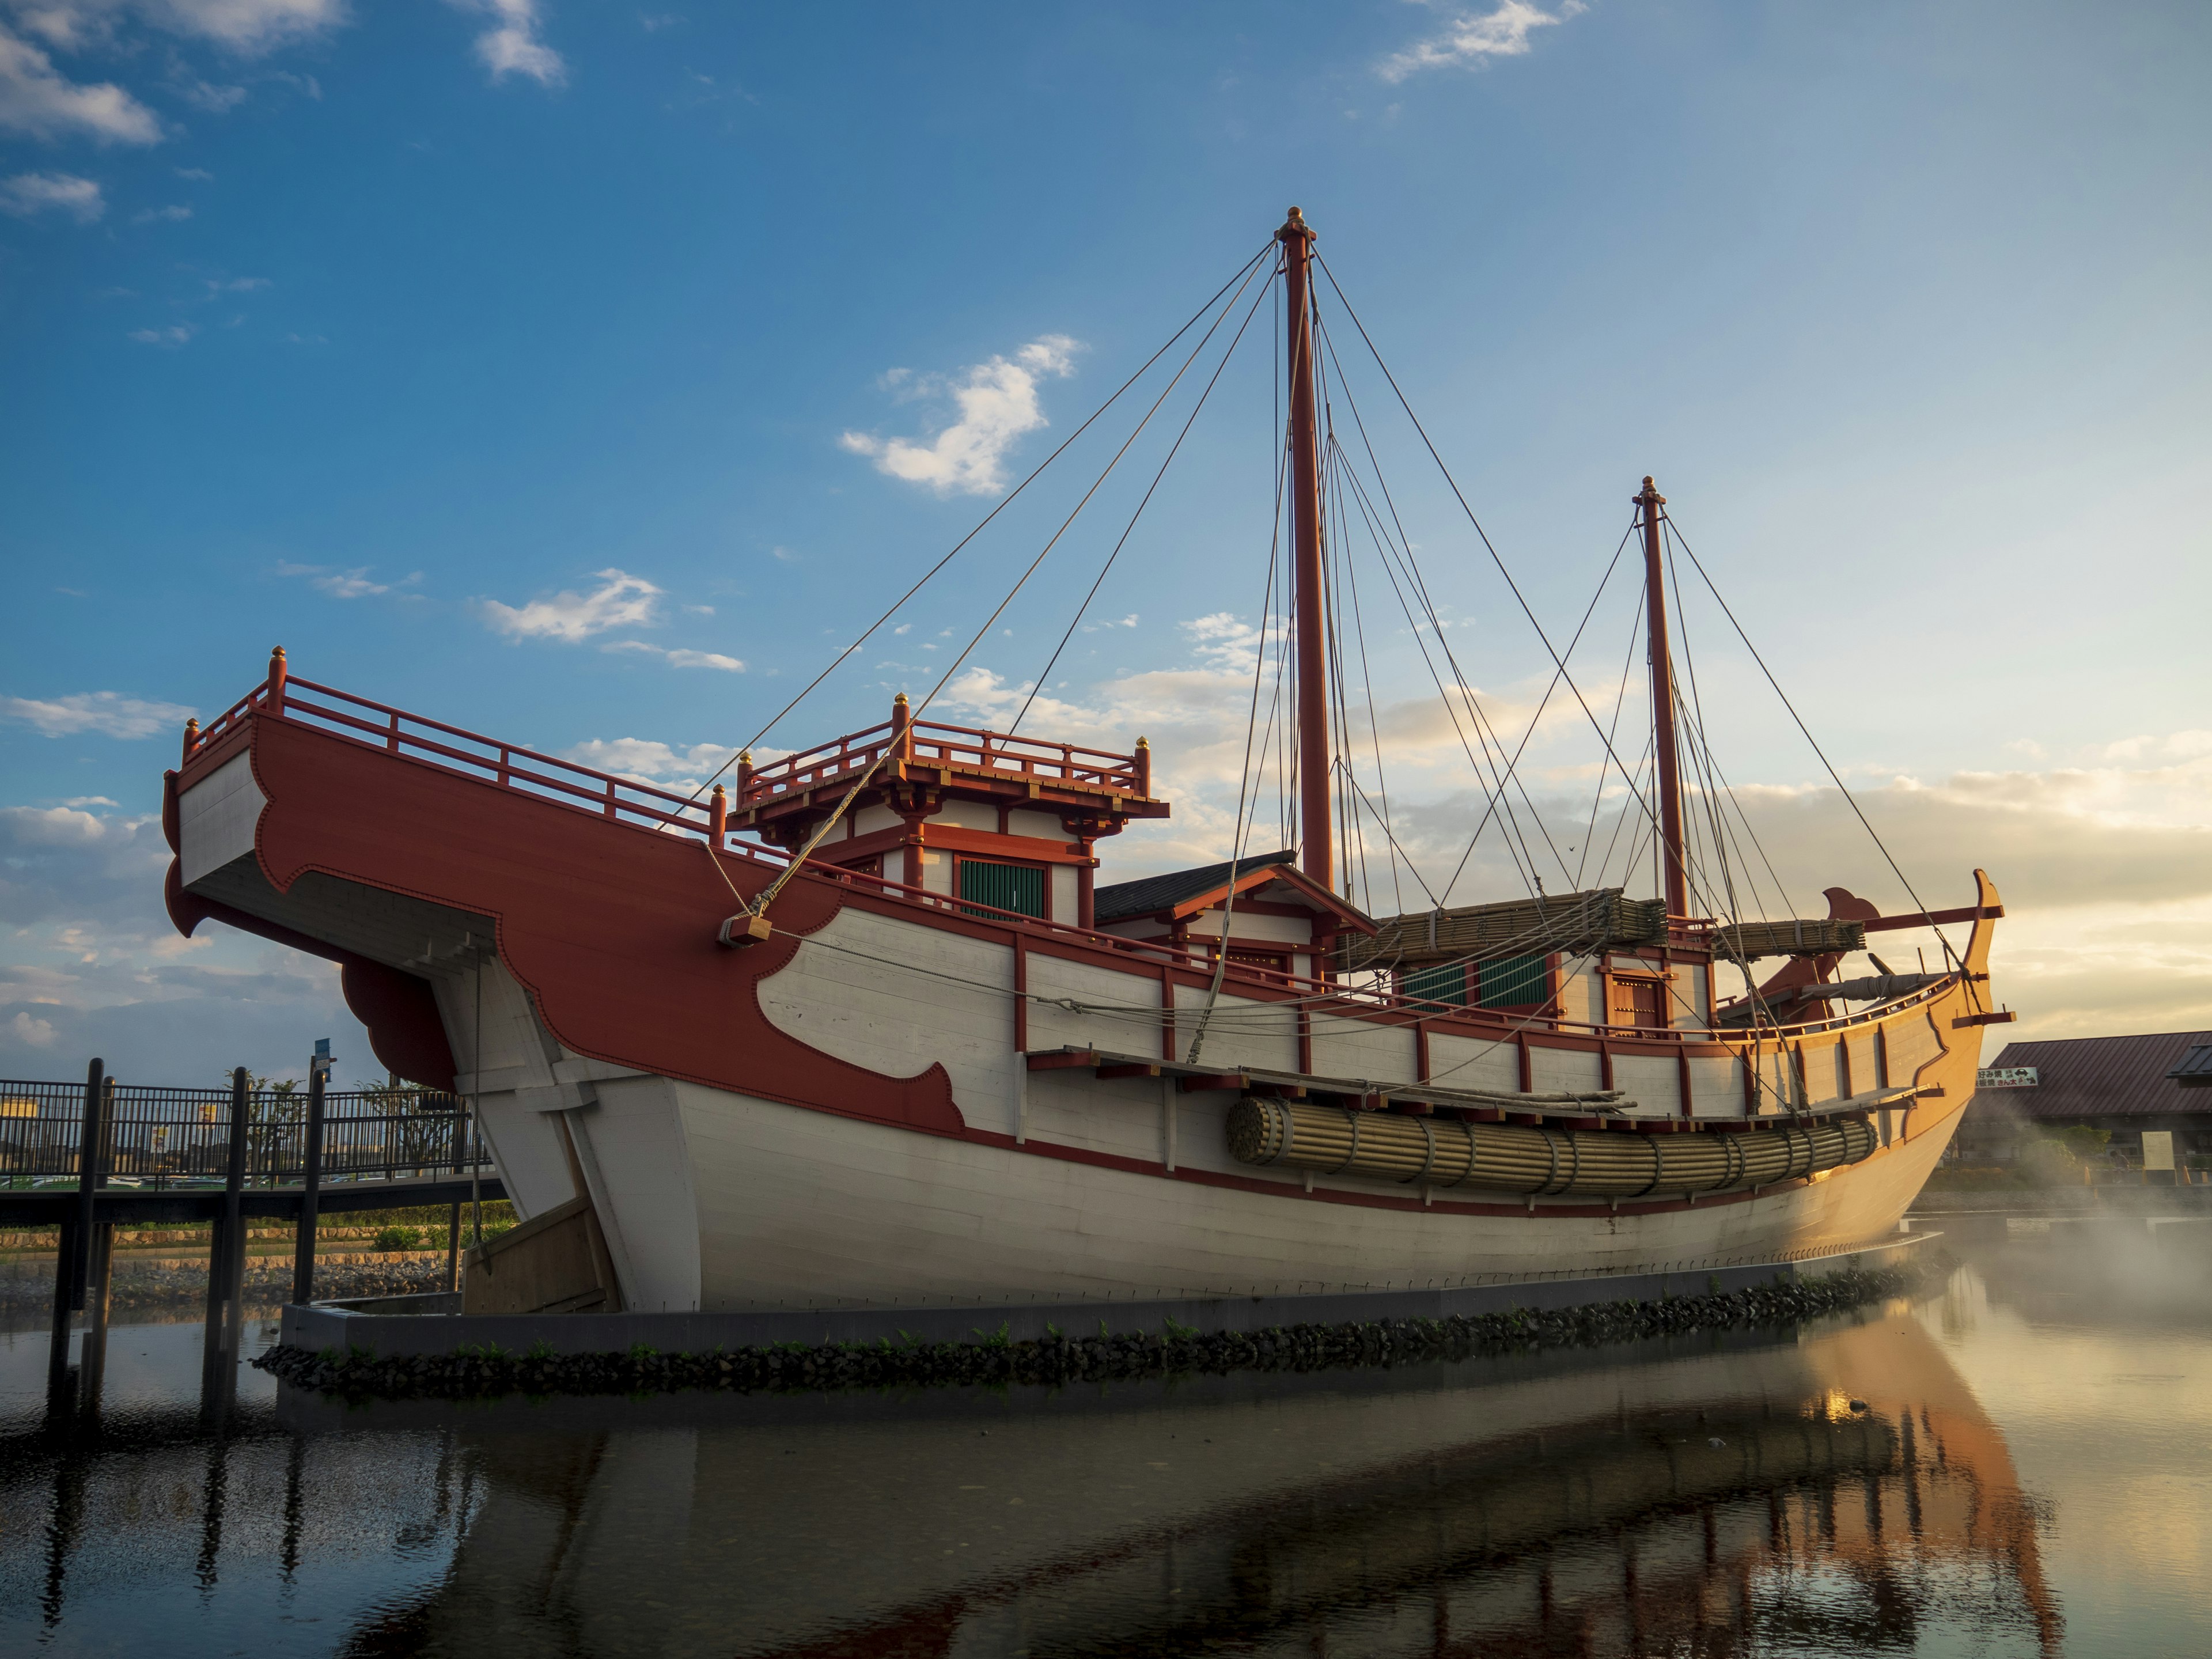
top-left (1960, 1029), bottom-right (2212, 1164)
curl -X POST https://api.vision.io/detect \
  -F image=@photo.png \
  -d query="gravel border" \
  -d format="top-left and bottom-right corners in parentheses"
top-left (253, 1259), bottom-right (1940, 1401)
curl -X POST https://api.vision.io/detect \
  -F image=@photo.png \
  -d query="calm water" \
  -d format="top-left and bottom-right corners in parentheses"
top-left (4, 1221), bottom-right (2209, 1657)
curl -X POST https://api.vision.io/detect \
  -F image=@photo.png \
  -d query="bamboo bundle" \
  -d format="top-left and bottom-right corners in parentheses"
top-left (1708, 918), bottom-right (1868, 960)
top-left (1340, 888), bottom-right (1669, 973)
top-left (1226, 1097), bottom-right (1876, 1198)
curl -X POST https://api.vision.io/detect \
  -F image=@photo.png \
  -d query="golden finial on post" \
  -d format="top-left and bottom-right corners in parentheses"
top-left (1133, 734), bottom-right (1152, 797)
top-left (181, 717), bottom-right (199, 763)
top-left (709, 782), bottom-right (728, 844)
top-left (265, 645), bottom-right (288, 714)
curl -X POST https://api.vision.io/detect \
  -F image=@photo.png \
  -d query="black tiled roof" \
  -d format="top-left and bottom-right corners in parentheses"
top-left (1094, 850), bottom-right (1297, 925)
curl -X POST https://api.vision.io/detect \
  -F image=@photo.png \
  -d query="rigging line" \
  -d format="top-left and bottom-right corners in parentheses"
top-left (1324, 439), bottom-right (1541, 896)
top-left (1310, 312), bottom-right (1590, 890)
top-left (1661, 516), bottom-right (1963, 967)
top-left (1184, 463), bottom-right (1287, 1067)
top-left (1317, 408), bottom-right (1565, 895)
top-left (1007, 255), bottom-right (1280, 738)
top-left (1322, 424), bottom-right (1407, 915)
top-left (1326, 435), bottom-right (1550, 888)
top-left (737, 267), bottom-right (1272, 926)
top-left (1660, 518), bottom-right (1796, 922)
top-left (1662, 525), bottom-right (1755, 938)
top-left (679, 240), bottom-right (1274, 812)
top-left (1434, 518), bottom-right (1644, 904)
top-left (1574, 582), bottom-right (1647, 891)
top-left (1316, 433), bottom-right (1370, 906)
top-left (1313, 257), bottom-right (1665, 839)
top-left (1596, 730), bottom-right (1657, 896)
top-left (1334, 758), bottom-right (1438, 906)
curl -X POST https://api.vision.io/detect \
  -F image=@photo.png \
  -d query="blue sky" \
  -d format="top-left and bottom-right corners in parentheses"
top-left (2, 1), bottom-right (2207, 1083)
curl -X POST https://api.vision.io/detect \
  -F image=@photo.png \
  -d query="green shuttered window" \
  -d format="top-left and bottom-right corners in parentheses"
top-left (957, 858), bottom-right (1046, 919)
top-left (1477, 953), bottom-right (1548, 1009)
top-left (1402, 963), bottom-right (1467, 1007)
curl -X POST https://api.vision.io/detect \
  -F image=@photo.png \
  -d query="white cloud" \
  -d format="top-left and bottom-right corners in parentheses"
top-left (174, 163), bottom-right (211, 179)
top-left (127, 321), bottom-right (194, 344)
top-left (604, 641), bottom-right (744, 672)
top-left (0, 21), bottom-right (162, 142)
top-left (0, 168), bottom-right (102, 219)
top-left (9, 1009), bottom-right (56, 1046)
top-left (275, 560), bottom-right (415, 599)
top-left (840, 334), bottom-right (1082, 497)
top-left (62, 796), bottom-right (119, 807)
top-left (450, 0), bottom-right (565, 86)
top-left (205, 274), bottom-right (267, 292)
top-left (2, 691), bottom-right (195, 738)
top-left (1378, 1), bottom-right (1584, 82)
top-left (179, 77), bottom-right (245, 111)
top-left (481, 568), bottom-right (660, 641)
top-left (564, 737), bottom-right (745, 781)
top-left (130, 200), bottom-right (190, 222)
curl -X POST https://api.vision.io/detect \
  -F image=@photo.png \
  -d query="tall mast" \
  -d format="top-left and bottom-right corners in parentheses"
top-left (1281, 206), bottom-right (1332, 893)
top-left (1637, 476), bottom-right (1690, 916)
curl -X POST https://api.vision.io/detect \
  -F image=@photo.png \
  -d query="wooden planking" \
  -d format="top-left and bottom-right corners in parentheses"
top-left (1168, 983), bottom-right (1300, 1074)
top-left (1020, 1067), bottom-right (1171, 1164)
top-left (1529, 1044), bottom-right (1605, 1096)
top-left (1686, 1054), bottom-right (1745, 1119)
top-left (1308, 1009), bottom-right (1419, 1083)
top-left (176, 752), bottom-right (266, 887)
top-left (575, 1074), bottom-right (704, 1313)
top-left (1425, 1031), bottom-right (1522, 1094)
top-left (1609, 1052), bottom-right (1682, 1117)
top-left (756, 906), bottom-right (1018, 1124)
top-left (1025, 952), bottom-right (1170, 1057)
top-left (660, 1076), bottom-right (1955, 1310)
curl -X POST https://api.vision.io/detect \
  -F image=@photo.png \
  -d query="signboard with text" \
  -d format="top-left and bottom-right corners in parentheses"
top-left (1975, 1067), bottom-right (2039, 1089)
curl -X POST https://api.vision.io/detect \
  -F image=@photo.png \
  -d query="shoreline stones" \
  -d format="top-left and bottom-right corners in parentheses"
top-left (252, 1260), bottom-right (1939, 1402)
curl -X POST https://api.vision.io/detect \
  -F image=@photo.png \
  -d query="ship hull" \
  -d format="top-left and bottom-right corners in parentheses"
top-left (163, 690), bottom-right (1995, 1315)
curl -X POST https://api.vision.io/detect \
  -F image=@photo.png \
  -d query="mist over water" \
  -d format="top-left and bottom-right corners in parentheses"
top-left (2, 1226), bottom-right (2209, 1657)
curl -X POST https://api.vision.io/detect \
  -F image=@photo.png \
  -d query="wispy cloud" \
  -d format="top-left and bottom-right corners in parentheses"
top-left (127, 321), bottom-right (195, 345)
top-left (450, 0), bottom-right (566, 86)
top-left (205, 274), bottom-right (268, 293)
top-left (481, 569), bottom-right (660, 641)
top-left (0, 169), bottom-right (103, 221)
top-left (840, 334), bottom-right (1082, 497)
top-left (604, 641), bottom-right (744, 672)
top-left (0, 22), bottom-right (163, 143)
top-left (177, 76), bottom-right (245, 111)
top-left (563, 736), bottom-right (753, 786)
top-left (274, 560), bottom-right (416, 599)
top-left (1378, 1), bottom-right (1584, 82)
top-left (2, 690), bottom-right (195, 738)
top-left (174, 164), bottom-right (212, 180)
top-left (130, 201), bottom-right (190, 222)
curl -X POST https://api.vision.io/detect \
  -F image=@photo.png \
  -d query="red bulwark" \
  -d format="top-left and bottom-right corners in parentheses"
top-left (189, 714), bottom-right (964, 1137)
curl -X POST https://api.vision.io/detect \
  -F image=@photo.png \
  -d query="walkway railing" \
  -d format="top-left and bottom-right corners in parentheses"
top-left (0, 1078), bottom-right (490, 1189)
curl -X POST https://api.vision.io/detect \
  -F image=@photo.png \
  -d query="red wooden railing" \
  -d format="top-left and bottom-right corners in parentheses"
top-left (177, 657), bottom-right (1946, 1046)
top-left (740, 714), bottom-right (1144, 808)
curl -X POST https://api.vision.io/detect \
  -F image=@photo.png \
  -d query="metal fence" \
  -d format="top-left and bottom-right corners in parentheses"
top-left (0, 1078), bottom-right (491, 1189)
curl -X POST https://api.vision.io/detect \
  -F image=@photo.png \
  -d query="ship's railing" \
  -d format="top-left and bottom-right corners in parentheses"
top-left (0, 1081), bottom-right (492, 1189)
top-left (738, 715), bottom-right (1142, 808)
top-left (185, 665), bottom-right (723, 840)
top-left (178, 660), bottom-right (1948, 1047)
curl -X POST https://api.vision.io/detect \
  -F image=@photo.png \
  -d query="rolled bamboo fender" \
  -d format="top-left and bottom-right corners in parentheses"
top-left (1225, 1097), bottom-right (1876, 1198)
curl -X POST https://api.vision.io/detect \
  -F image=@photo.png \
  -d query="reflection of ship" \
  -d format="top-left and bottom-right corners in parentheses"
top-left (332, 1306), bottom-right (2060, 1657)
top-left (164, 209), bottom-right (2007, 1315)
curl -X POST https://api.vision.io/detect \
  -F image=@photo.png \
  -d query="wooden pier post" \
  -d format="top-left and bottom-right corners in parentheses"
top-left (200, 1066), bottom-right (250, 1418)
top-left (445, 1199), bottom-right (461, 1293)
top-left (47, 1058), bottom-right (105, 1416)
top-left (81, 1222), bottom-right (115, 1412)
top-left (291, 1064), bottom-right (326, 1306)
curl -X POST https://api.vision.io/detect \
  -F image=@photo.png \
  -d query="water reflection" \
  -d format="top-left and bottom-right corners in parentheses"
top-left (308, 1310), bottom-right (2055, 1658)
top-left (12, 1234), bottom-right (2212, 1656)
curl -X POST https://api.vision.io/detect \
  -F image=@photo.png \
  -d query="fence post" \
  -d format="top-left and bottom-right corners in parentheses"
top-left (291, 1066), bottom-right (325, 1307)
top-left (68, 1058), bottom-right (105, 1313)
top-left (200, 1066), bottom-right (250, 1413)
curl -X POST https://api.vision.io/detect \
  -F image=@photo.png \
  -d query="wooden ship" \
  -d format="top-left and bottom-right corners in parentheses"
top-left (161, 209), bottom-right (2009, 1314)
